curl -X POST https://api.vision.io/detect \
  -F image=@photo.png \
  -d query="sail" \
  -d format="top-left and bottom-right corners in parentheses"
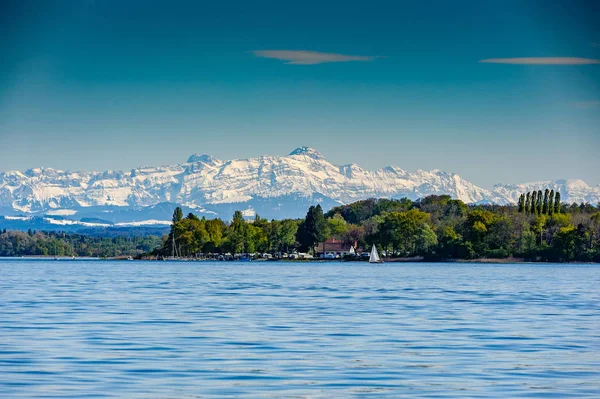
top-left (369, 244), bottom-right (380, 263)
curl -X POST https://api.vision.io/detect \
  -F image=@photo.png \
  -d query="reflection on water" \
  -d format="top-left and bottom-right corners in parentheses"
top-left (1, 260), bottom-right (599, 398)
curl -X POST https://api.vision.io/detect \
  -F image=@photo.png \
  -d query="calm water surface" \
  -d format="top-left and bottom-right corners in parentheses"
top-left (1, 259), bottom-right (599, 398)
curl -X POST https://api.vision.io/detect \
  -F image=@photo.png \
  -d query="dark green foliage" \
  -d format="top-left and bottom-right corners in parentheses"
top-left (172, 207), bottom-right (183, 224)
top-left (325, 198), bottom-right (414, 224)
top-left (3, 195), bottom-right (599, 263)
top-left (378, 209), bottom-right (435, 255)
top-left (0, 230), bottom-right (161, 257)
top-left (298, 205), bottom-right (327, 253)
top-left (518, 194), bottom-right (525, 213)
top-left (542, 189), bottom-right (549, 214)
top-left (272, 219), bottom-right (299, 253)
top-left (416, 195), bottom-right (468, 220)
top-left (435, 226), bottom-right (469, 259)
top-left (522, 189), bottom-right (557, 216)
top-left (530, 191), bottom-right (537, 214)
top-left (186, 213), bottom-right (200, 221)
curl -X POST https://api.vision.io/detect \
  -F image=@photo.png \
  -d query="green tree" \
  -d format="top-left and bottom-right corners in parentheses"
top-left (553, 225), bottom-right (576, 261)
top-left (225, 211), bottom-right (247, 253)
top-left (380, 209), bottom-right (431, 256)
top-left (548, 189), bottom-right (555, 216)
top-left (592, 212), bottom-right (600, 244)
top-left (518, 194), bottom-right (525, 213)
top-left (536, 190), bottom-right (543, 215)
top-left (245, 223), bottom-right (267, 253)
top-left (416, 224), bottom-right (438, 254)
top-left (362, 215), bottom-right (383, 248)
top-left (518, 229), bottom-right (537, 258)
top-left (277, 219), bottom-right (299, 253)
top-left (530, 191), bottom-right (537, 214)
top-left (436, 226), bottom-right (466, 259)
top-left (532, 215), bottom-right (547, 246)
top-left (172, 207), bottom-right (183, 224)
top-left (379, 212), bottom-right (403, 254)
top-left (486, 216), bottom-right (514, 254)
top-left (168, 207), bottom-right (184, 256)
top-left (173, 217), bottom-right (204, 255)
top-left (343, 224), bottom-right (365, 249)
top-left (525, 192), bottom-right (531, 214)
top-left (542, 189), bottom-right (550, 215)
top-left (465, 209), bottom-right (496, 257)
top-left (554, 192), bottom-right (561, 214)
top-left (204, 219), bottom-right (224, 252)
top-left (327, 213), bottom-right (348, 239)
top-left (231, 210), bottom-right (245, 233)
top-left (186, 212), bottom-right (200, 221)
top-left (297, 205), bottom-right (327, 254)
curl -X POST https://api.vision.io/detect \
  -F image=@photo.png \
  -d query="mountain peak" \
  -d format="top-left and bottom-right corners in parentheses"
top-left (187, 153), bottom-right (216, 164)
top-left (1, 148), bottom-right (598, 219)
top-left (288, 146), bottom-right (324, 159)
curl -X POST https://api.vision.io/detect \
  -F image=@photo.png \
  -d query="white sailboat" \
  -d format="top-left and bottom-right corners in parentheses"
top-left (369, 244), bottom-right (383, 263)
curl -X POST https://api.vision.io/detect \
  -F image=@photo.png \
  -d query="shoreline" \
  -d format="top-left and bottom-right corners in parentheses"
top-left (1, 255), bottom-right (598, 264)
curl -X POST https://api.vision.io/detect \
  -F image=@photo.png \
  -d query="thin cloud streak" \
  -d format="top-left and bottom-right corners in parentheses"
top-left (573, 101), bottom-right (600, 109)
top-left (252, 50), bottom-right (379, 65)
top-left (479, 57), bottom-right (600, 65)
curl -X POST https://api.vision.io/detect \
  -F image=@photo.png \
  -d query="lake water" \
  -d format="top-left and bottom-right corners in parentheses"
top-left (1, 259), bottom-right (599, 398)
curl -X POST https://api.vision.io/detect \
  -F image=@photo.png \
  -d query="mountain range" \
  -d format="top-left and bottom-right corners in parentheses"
top-left (1, 147), bottom-right (599, 231)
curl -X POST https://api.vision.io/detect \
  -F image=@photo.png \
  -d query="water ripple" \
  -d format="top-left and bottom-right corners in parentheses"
top-left (0, 260), bottom-right (599, 398)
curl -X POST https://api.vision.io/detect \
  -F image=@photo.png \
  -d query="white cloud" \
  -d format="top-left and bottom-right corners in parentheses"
top-left (479, 57), bottom-right (600, 65)
top-left (252, 50), bottom-right (379, 65)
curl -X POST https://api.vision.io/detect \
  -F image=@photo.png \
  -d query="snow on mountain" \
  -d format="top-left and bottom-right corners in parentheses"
top-left (0, 147), bottom-right (598, 223)
top-left (489, 179), bottom-right (600, 205)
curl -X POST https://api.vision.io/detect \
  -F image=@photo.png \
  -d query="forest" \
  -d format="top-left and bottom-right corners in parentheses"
top-left (1, 192), bottom-right (599, 262)
top-left (0, 230), bottom-right (162, 258)
top-left (152, 193), bottom-right (600, 262)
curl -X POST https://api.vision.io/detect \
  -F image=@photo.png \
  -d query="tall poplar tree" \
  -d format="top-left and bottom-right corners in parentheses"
top-left (554, 192), bottom-right (561, 214)
top-left (227, 210), bottom-right (247, 253)
top-left (542, 189), bottom-right (550, 214)
top-left (536, 190), bottom-right (543, 215)
top-left (172, 207), bottom-right (183, 224)
top-left (548, 189), bottom-right (555, 216)
top-left (525, 192), bottom-right (531, 214)
top-left (170, 207), bottom-right (184, 256)
top-left (313, 204), bottom-right (327, 251)
top-left (530, 191), bottom-right (537, 214)
top-left (518, 194), bottom-right (525, 213)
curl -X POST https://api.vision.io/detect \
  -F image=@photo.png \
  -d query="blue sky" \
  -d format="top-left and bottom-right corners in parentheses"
top-left (1, 0), bottom-right (599, 188)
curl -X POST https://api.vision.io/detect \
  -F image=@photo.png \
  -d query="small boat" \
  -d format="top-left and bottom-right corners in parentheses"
top-left (127, 256), bottom-right (134, 261)
top-left (369, 244), bottom-right (383, 264)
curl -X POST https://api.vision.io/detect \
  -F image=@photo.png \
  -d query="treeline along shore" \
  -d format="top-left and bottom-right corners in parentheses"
top-left (1, 193), bottom-right (599, 262)
top-left (0, 231), bottom-right (162, 258)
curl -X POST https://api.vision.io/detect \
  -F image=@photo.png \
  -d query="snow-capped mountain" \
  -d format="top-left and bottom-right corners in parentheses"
top-left (1, 147), bottom-right (598, 225)
top-left (488, 179), bottom-right (600, 205)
